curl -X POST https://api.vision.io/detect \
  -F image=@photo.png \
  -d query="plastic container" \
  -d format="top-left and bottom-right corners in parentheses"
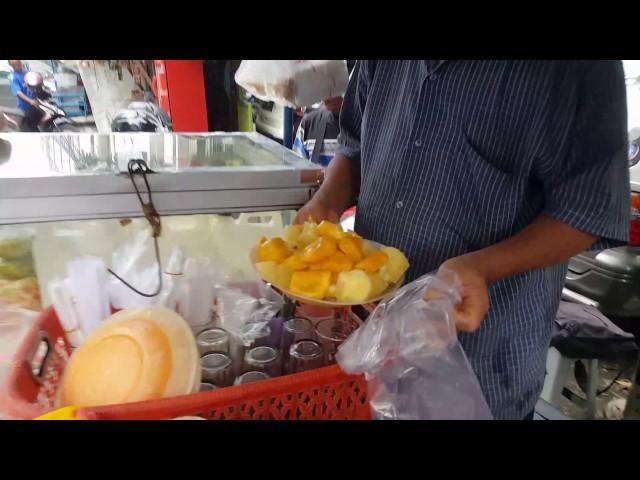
top-left (0, 307), bottom-right (370, 420)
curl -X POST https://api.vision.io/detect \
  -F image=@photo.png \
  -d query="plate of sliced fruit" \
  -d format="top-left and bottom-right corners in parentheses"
top-left (250, 219), bottom-right (410, 307)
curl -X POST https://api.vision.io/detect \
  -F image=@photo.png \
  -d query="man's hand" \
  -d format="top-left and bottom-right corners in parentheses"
top-left (294, 154), bottom-right (360, 224)
top-left (429, 215), bottom-right (599, 333)
top-left (436, 254), bottom-right (490, 333)
top-left (294, 191), bottom-right (343, 224)
top-left (29, 98), bottom-right (39, 108)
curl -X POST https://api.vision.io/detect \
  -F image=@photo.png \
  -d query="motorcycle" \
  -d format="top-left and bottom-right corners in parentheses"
top-left (20, 71), bottom-right (79, 132)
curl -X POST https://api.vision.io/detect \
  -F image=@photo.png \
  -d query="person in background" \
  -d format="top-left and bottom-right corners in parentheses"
top-left (8, 60), bottom-right (42, 132)
top-left (292, 61), bottom-right (355, 166)
top-left (293, 96), bottom-right (343, 166)
top-left (295, 60), bottom-right (629, 420)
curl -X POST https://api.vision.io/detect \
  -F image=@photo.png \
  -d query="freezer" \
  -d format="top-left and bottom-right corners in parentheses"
top-left (0, 131), bottom-right (322, 309)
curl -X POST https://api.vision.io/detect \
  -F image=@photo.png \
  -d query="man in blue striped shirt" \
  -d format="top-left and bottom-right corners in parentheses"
top-left (296, 61), bottom-right (629, 420)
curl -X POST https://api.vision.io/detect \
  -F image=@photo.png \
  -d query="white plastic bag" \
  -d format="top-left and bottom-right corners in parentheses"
top-left (336, 272), bottom-right (493, 420)
top-left (235, 60), bottom-right (349, 108)
top-left (0, 306), bottom-right (38, 388)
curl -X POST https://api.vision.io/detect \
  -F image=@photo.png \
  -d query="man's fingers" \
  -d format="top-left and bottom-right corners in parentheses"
top-left (423, 287), bottom-right (446, 302)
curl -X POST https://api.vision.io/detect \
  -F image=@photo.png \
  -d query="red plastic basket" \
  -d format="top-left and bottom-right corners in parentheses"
top-left (0, 307), bottom-right (372, 420)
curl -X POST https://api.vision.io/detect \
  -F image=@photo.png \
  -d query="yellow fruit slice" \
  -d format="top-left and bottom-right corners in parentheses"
top-left (297, 221), bottom-right (318, 248)
top-left (301, 236), bottom-right (337, 264)
top-left (379, 247), bottom-right (410, 284)
top-left (315, 220), bottom-right (345, 240)
top-left (282, 253), bottom-right (308, 271)
top-left (256, 261), bottom-right (292, 289)
top-left (290, 270), bottom-right (332, 299)
top-left (334, 270), bottom-right (375, 303)
top-left (355, 250), bottom-right (389, 273)
top-left (368, 272), bottom-right (389, 298)
top-left (308, 251), bottom-right (354, 273)
top-left (362, 240), bottom-right (378, 257)
top-left (338, 236), bottom-right (364, 263)
top-left (283, 224), bottom-right (303, 246)
top-left (257, 237), bottom-right (290, 263)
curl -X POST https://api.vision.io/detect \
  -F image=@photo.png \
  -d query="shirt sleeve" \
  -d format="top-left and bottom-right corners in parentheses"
top-left (10, 74), bottom-right (22, 96)
top-left (336, 60), bottom-right (375, 162)
top-left (539, 61), bottom-right (630, 250)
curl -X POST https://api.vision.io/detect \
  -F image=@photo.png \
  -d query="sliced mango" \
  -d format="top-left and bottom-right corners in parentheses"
top-left (282, 253), bottom-right (308, 271)
top-left (315, 220), bottom-right (345, 240)
top-left (356, 250), bottom-right (389, 273)
top-left (309, 251), bottom-right (354, 273)
top-left (257, 237), bottom-right (290, 263)
top-left (338, 236), bottom-right (364, 263)
top-left (290, 270), bottom-right (332, 300)
top-left (301, 236), bottom-right (337, 264)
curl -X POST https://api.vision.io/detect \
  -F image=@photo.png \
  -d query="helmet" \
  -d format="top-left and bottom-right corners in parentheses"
top-left (24, 71), bottom-right (43, 89)
top-left (127, 102), bottom-right (172, 130)
top-left (111, 108), bottom-right (167, 132)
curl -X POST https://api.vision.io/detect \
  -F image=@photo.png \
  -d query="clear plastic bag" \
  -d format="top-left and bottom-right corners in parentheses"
top-left (235, 60), bottom-right (349, 108)
top-left (0, 306), bottom-right (39, 388)
top-left (0, 227), bottom-right (41, 312)
top-left (336, 272), bottom-right (493, 420)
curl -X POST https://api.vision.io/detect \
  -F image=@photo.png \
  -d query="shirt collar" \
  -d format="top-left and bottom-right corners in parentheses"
top-left (421, 60), bottom-right (447, 78)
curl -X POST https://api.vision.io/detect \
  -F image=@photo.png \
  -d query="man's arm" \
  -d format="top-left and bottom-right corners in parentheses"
top-left (451, 215), bottom-right (597, 284)
top-left (440, 216), bottom-right (598, 332)
top-left (295, 61), bottom-right (370, 223)
top-left (295, 153), bottom-right (360, 223)
top-left (11, 77), bottom-right (36, 107)
top-left (441, 61), bottom-right (629, 332)
top-left (16, 91), bottom-right (36, 106)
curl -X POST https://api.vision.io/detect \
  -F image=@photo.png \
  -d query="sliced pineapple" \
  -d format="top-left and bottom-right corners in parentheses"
top-left (379, 247), bottom-right (410, 284)
top-left (256, 261), bottom-right (292, 290)
top-left (297, 221), bottom-right (318, 248)
top-left (362, 240), bottom-right (379, 257)
top-left (283, 224), bottom-right (303, 247)
top-left (334, 269), bottom-right (375, 303)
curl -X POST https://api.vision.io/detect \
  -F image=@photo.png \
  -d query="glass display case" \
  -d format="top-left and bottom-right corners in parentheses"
top-left (0, 132), bottom-right (322, 309)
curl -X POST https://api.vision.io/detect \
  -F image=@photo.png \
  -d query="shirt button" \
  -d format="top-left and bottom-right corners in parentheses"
top-left (414, 139), bottom-right (422, 147)
top-left (396, 201), bottom-right (403, 209)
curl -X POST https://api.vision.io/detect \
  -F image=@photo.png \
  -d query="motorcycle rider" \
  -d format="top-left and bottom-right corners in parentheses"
top-left (8, 60), bottom-right (43, 132)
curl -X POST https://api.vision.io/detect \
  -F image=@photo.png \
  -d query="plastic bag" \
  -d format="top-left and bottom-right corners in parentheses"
top-left (0, 306), bottom-right (39, 388)
top-left (216, 281), bottom-right (283, 374)
top-left (336, 272), bottom-right (493, 420)
top-left (217, 281), bottom-right (283, 337)
top-left (235, 60), bottom-right (349, 108)
top-left (177, 257), bottom-right (232, 328)
top-left (0, 228), bottom-right (41, 312)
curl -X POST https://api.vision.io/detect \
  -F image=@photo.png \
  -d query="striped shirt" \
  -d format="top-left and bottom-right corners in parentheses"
top-left (338, 60), bottom-right (629, 420)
